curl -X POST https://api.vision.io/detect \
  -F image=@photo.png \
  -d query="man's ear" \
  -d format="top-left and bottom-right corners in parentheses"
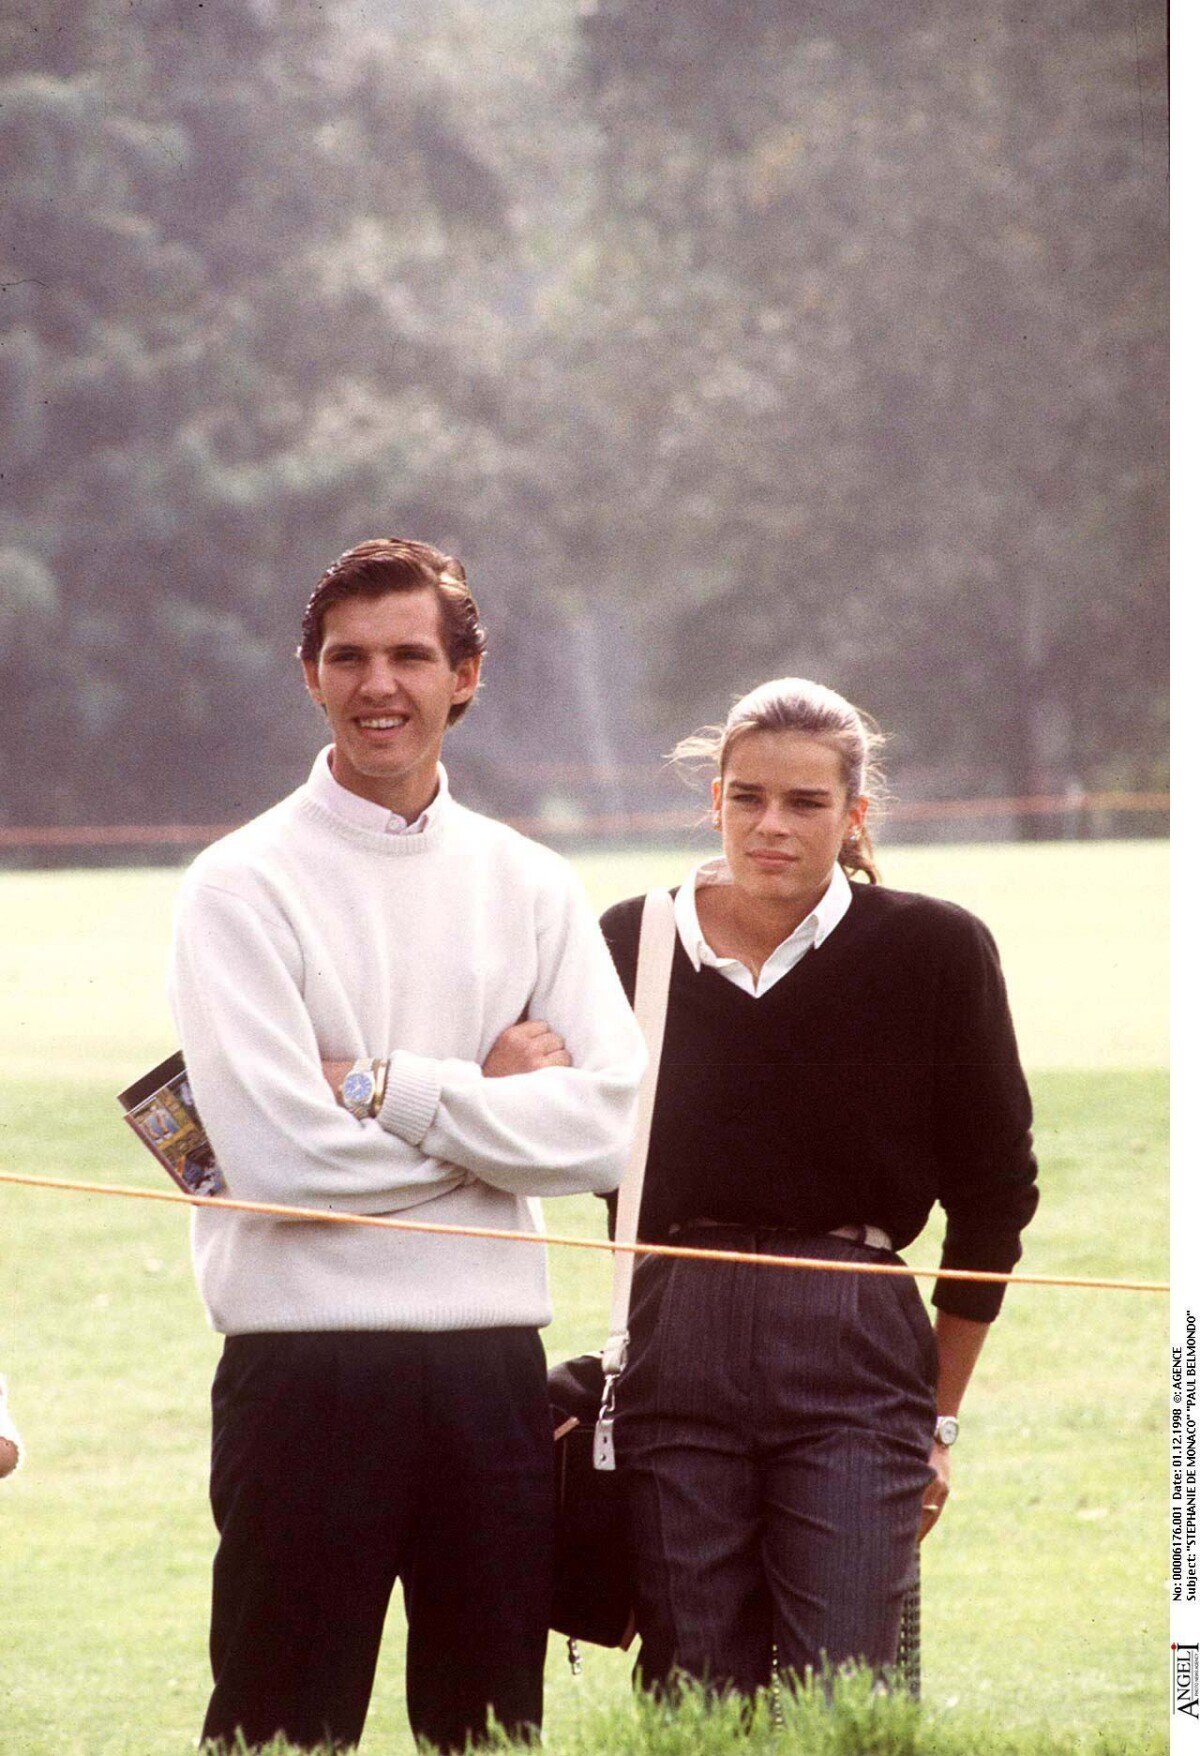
top-left (301, 655), bottom-right (325, 712)
top-left (452, 653), bottom-right (483, 709)
top-left (711, 775), bottom-right (722, 829)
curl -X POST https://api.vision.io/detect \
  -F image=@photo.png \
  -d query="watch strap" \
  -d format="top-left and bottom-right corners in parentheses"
top-left (368, 1058), bottom-right (389, 1119)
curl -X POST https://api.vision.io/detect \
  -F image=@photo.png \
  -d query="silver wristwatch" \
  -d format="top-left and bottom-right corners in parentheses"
top-left (341, 1058), bottom-right (380, 1122)
top-left (933, 1415), bottom-right (960, 1447)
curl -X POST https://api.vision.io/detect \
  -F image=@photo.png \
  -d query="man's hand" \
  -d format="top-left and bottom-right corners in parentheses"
top-left (919, 1441), bottom-right (950, 1542)
top-left (482, 1020), bottom-right (572, 1078)
top-left (0, 1381), bottom-right (21, 1480)
top-left (322, 1060), bottom-right (354, 1104)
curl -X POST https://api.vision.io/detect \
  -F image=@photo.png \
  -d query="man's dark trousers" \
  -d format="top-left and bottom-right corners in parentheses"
top-left (201, 1327), bottom-right (554, 1754)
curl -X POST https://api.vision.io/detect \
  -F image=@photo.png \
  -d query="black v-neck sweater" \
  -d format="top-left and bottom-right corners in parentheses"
top-left (600, 883), bottom-right (1038, 1322)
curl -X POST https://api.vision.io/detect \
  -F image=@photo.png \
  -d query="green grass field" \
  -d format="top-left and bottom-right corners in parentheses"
top-left (0, 842), bottom-right (1169, 1754)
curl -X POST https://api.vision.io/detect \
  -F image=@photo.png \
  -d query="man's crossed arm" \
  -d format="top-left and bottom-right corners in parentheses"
top-left (171, 875), bottom-right (644, 1214)
top-left (323, 1016), bottom-right (571, 1100)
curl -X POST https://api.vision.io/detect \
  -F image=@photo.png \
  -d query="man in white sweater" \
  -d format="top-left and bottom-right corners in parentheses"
top-left (169, 538), bottom-right (645, 1755)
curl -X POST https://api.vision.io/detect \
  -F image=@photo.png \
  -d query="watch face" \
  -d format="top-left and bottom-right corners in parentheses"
top-left (935, 1416), bottom-right (959, 1447)
top-left (343, 1071), bottom-right (374, 1109)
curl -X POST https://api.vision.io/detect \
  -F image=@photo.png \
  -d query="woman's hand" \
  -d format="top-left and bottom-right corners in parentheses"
top-left (919, 1439), bottom-right (951, 1542)
top-left (920, 1309), bottom-right (989, 1542)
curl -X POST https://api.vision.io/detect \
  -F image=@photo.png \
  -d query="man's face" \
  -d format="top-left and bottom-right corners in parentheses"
top-left (302, 588), bottom-right (480, 815)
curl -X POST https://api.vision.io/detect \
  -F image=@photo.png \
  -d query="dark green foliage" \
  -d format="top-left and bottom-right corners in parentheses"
top-left (569, 0), bottom-right (1167, 802)
top-left (0, 0), bottom-right (540, 826)
top-left (0, 0), bottom-right (1167, 831)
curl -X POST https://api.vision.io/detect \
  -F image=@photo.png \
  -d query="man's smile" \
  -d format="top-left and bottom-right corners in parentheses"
top-left (303, 587), bottom-right (481, 814)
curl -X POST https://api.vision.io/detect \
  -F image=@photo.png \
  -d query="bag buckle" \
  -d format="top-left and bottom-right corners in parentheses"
top-left (593, 1366), bottom-right (619, 1472)
top-left (593, 1329), bottom-right (627, 1472)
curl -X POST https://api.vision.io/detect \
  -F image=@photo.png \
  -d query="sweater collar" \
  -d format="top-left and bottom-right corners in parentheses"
top-left (306, 746), bottom-right (449, 837)
top-left (675, 857), bottom-right (853, 977)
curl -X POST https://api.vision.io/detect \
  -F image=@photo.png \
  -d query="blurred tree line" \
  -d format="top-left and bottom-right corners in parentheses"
top-left (0, 0), bottom-right (1166, 834)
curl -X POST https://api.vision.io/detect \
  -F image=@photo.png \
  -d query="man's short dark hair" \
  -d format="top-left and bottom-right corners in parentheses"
top-left (300, 538), bottom-right (487, 725)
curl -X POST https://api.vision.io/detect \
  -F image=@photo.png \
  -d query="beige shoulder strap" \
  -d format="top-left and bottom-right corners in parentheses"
top-left (593, 887), bottom-right (676, 1469)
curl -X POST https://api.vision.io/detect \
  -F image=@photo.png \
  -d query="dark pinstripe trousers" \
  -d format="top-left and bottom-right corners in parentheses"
top-left (615, 1228), bottom-right (938, 1695)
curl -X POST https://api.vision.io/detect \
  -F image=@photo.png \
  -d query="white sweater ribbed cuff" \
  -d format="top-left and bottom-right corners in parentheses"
top-left (379, 1051), bottom-right (443, 1145)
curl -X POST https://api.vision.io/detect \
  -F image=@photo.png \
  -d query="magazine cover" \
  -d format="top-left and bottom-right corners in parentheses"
top-left (117, 1052), bottom-right (225, 1197)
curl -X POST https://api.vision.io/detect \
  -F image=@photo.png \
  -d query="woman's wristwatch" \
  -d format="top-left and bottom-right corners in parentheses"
top-left (933, 1415), bottom-right (960, 1447)
top-left (340, 1057), bottom-right (390, 1121)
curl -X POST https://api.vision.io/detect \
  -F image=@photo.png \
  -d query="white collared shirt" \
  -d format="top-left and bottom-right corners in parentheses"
top-left (308, 746), bottom-right (447, 836)
top-left (674, 858), bottom-right (853, 998)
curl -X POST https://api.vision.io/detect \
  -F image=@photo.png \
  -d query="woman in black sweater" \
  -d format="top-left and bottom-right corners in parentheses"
top-left (601, 677), bottom-right (1037, 1698)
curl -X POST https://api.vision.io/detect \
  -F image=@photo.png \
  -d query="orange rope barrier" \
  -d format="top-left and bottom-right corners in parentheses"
top-left (0, 791), bottom-right (1169, 850)
top-left (0, 1170), bottom-right (1168, 1294)
top-left (887, 790), bottom-right (1168, 823)
top-left (0, 822), bottom-right (233, 848)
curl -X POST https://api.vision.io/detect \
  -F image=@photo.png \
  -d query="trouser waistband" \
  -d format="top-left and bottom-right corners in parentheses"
top-left (671, 1220), bottom-right (894, 1253)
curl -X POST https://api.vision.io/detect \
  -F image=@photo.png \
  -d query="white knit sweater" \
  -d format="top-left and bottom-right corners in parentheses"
top-left (168, 756), bottom-right (645, 1335)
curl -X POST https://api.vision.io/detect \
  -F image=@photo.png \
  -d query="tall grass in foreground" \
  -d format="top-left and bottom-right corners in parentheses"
top-left (193, 1672), bottom-right (1167, 1756)
top-left (492, 1670), bottom-right (1167, 1756)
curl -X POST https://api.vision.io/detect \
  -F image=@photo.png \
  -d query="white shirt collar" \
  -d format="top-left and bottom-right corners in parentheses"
top-left (674, 858), bottom-right (853, 995)
top-left (307, 746), bottom-right (449, 837)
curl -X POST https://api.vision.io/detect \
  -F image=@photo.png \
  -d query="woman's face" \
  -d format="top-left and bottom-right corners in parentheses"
top-left (712, 730), bottom-right (867, 910)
